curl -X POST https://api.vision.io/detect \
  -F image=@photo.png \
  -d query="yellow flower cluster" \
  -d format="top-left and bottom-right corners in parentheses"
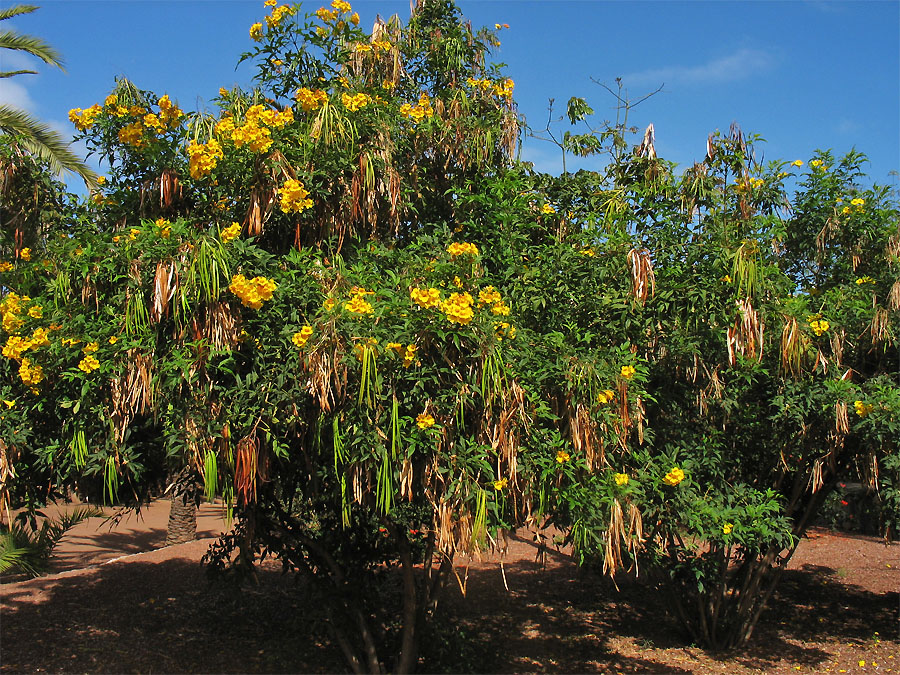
top-left (410, 287), bottom-right (442, 309)
top-left (807, 315), bottom-right (830, 336)
top-left (663, 466), bottom-right (685, 486)
top-left (580, 248), bottom-right (596, 257)
top-left (292, 325), bottom-right (314, 347)
top-left (556, 450), bottom-right (570, 464)
top-left (323, 298), bottom-right (336, 311)
top-left (620, 365), bottom-right (636, 379)
top-left (791, 160), bottom-right (803, 167)
top-left (402, 343), bottom-right (417, 367)
top-left (416, 412), bottom-right (435, 429)
top-left (20, 248), bottom-right (32, 261)
top-left (3, 335), bottom-right (31, 360)
top-left (722, 522), bottom-right (733, 535)
top-left (187, 139), bottom-right (224, 179)
top-left (155, 218), bottom-right (172, 238)
top-left (597, 389), bottom-right (615, 404)
top-left (342, 92), bottom-right (371, 112)
top-left (855, 276), bottom-right (874, 285)
top-left (279, 178), bottom-right (314, 213)
top-left (477, 286), bottom-right (501, 306)
top-left (78, 354), bottom-right (100, 373)
top-left (491, 301), bottom-right (510, 316)
top-left (229, 274), bottom-right (277, 309)
top-left (493, 478), bottom-right (508, 491)
top-left (344, 287), bottom-right (375, 314)
top-left (447, 242), bottom-right (479, 257)
top-left (466, 77), bottom-right (514, 100)
top-left (19, 357), bottom-right (43, 385)
top-left (68, 104), bottom-right (102, 131)
top-left (118, 122), bottom-right (146, 148)
top-left (296, 87), bottom-right (329, 112)
top-left (250, 22), bottom-right (264, 40)
top-left (614, 472), bottom-right (629, 486)
top-left (841, 197), bottom-right (865, 215)
top-left (265, 4), bottom-right (294, 28)
top-left (810, 159), bottom-right (825, 170)
top-left (1, 292), bottom-right (30, 334)
top-left (854, 400), bottom-right (873, 417)
top-left (400, 94), bottom-right (434, 123)
top-left (541, 203), bottom-right (556, 214)
top-left (220, 222), bottom-right (241, 243)
top-left (440, 292), bottom-right (474, 325)
top-left (736, 176), bottom-right (765, 191)
top-left (0, 261), bottom-right (13, 272)
top-left (494, 321), bottom-right (516, 341)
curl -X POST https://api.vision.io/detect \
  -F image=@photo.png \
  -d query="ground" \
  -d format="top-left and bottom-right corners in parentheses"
top-left (0, 500), bottom-right (897, 674)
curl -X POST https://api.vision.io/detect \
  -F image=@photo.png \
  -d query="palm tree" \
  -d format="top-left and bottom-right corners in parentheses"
top-left (0, 4), bottom-right (98, 189)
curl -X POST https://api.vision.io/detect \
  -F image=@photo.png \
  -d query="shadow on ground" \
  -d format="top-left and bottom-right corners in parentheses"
top-left (1, 532), bottom-right (895, 674)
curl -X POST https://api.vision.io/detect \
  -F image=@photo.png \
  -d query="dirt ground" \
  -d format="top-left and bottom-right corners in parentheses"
top-left (1, 499), bottom-right (897, 674)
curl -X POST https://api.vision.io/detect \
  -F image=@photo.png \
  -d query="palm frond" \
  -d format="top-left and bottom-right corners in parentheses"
top-left (0, 5), bottom-right (39, 22)
top-left (0, 104), bottom-right (98, 189)
top-left (0, 68), bottom-right (37, 79)
top-left (0, 29), bottom-right (64, 70)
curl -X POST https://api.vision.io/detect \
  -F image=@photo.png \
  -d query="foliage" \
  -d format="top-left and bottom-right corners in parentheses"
top-left (1, 0), bottom-right (897, 668)
top-left (0, 505), bottom-right (101, 578)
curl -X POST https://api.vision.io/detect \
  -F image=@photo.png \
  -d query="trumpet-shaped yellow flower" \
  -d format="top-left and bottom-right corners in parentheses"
top-left (620, 365), bottom-right (636, 379)
top-left (663, 466), bottom-right (685, 486)
top-left (614, 473), bottom-right (629, 486)
top-left (416, 412), bottom-right (435, 429)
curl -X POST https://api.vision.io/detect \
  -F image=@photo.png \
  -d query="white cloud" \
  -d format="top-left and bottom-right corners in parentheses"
top-left (622, 48), bottom-right (775, 88)
top-left (0, 77), bottom-right (37, 112)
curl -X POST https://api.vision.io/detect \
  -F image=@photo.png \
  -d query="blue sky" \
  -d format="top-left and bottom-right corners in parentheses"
top-left (2, 0), bottom-right (898, 191)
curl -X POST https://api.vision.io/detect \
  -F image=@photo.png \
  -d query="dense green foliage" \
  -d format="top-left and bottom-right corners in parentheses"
top-left (1, 0), bottom-right (897, 668)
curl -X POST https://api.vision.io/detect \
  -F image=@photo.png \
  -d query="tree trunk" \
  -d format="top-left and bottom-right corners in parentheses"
top-left (165, 490), bottom-right (197, 546)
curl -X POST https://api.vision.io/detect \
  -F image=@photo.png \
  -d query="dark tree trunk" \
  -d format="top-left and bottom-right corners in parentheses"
top-left (165, 491), bottom-right (197, 545)
top-left (165, 467), bottom-right (199, 546)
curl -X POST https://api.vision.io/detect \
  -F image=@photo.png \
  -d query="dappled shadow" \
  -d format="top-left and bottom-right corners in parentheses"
top-left (0, 557), bottom-right (343, 674)
top-left (436, 535), bottom-right (898, 674)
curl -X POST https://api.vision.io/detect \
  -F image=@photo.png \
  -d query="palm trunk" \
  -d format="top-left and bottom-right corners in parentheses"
top-left (165, 490), bottom-right (197, 545)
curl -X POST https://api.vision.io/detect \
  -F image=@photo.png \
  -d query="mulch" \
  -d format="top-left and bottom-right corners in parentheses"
top-left (1, 500), bottom-right (897, 674)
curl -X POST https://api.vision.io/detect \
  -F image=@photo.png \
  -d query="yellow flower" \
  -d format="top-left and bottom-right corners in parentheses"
top-left (722, 522), bottom-right (733, 535)
top-left (403, 344), bottom-right (417, 368)
top-left (28, 305), bottom-right (42, 319)
top-left (323, 298), bottom-right (336, 311)
top-left (810, 159), bottom-right (823, 168)
top-left (83, 342), bottom-right (99, 353)
top-left (791, 160), bottom-right (803, 167)
top-left (108, 336), bottom-right (118, 344)
top-left (19, 357), bottom-right (43, 384)
top-left (556, 450), bottom-right (570, 464)
top-left (447, 242), bottom-right (479, 257)
top-left (580, 248), bottom-right (595, 257)
top-left (250, 22), bottom-right (264, 40)
top-left (491, 301), bottom-right (511, 316)
top-left (855, 276), bottom-right (874, 285)
top-left (541, 203), bottom-right (556, 214)
top-left (129, 228), bottom-right (140, 240)
top-left (2, 400), bottom-right (14, 408)
top-left (220, 222), bottom-right (241, 243)
top-left (416, 412), bottom-right (435, 429)
top-left (597, 389), bottom-right (615, 404)
top-left (410, 287), bottom-right (442, 309)
top-left (350, 11), bottom-right (359, 24)
top-left (0, 262), bottom-right (12, 272)
top-left (492, 478), bottom-right (508, 491)
top-left (341, 92), bottom-right (371, 112)
top-left (279, 178), bottom-right (314, 213)
top-left (292, 325), bottom-right (314, 348)
top-left (440, 292), bottom-right (474, 325)
top-left (620, 365), bottom-right (636, 379)
top-left (78, 354), bottom-right (100, 373)
top-left (663, 466), bottom-right (685, 486)
top-left (854, 400), bottom-right (873, 417)
top-left (808, 318), bottom-right (829, 336)
top-left (332, 0), bottom-right (352, 12)
top-left (20, 248), bottom-right (32, 261)
top-left (344, 288), bottom-right (374, 314)
top-left (229, 274), bottom-right (277, 309)
top-left (614, 473), bottom-right (629, 486)
top-left (2, 335), bottom-right (30, 360)
top-left (264, 0), bottom-right (277, 6)
top-left (28, 327), bottom-right (49, 348)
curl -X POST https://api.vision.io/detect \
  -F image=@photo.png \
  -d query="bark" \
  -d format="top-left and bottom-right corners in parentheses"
top-left (165, 490), bottom-right (197, 546)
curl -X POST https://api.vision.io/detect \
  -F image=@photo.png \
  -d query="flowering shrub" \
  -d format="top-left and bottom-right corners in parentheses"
top-left (1, 0), bottom-right (897, 669)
